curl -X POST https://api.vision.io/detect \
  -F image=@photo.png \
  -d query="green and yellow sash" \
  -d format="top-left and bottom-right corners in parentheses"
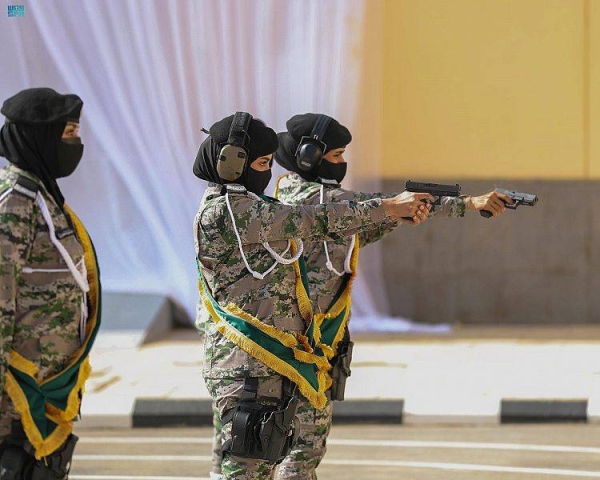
top-left (312, 236), bottom-right (359, 361)
top-left (5, 205), bottom-right (101, 459)
top-left (198, 241), bottom-right (331, 409)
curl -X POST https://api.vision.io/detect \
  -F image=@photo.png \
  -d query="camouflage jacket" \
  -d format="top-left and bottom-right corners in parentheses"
top-left (0, 164), bottom-right (86, 397)
top-left (195, 183), bottom-right (387, 379)
top-left (275, 173), bottom-right (467, 314)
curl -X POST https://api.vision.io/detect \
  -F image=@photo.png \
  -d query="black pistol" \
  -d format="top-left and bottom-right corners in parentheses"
top-left (480, 188), bottom-right (538, 218)
top-left (403, 180), bottom-right (461, 221)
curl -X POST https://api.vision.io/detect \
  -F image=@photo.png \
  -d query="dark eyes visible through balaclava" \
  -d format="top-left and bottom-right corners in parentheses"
top-left (56, 124), bottom-right (84, 178)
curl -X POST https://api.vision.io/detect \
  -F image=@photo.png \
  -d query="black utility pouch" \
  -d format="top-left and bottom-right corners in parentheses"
top-left (224, 378), bottom-right (300, 464)
top-left (257, 394), bottom-right (300, 463)
top-left (0, 422), bottom-right (77, 480)
top-left (329, 340), bottom-right (354, 401)
top-left (227, 400), bottom-right (268, 458)
top-left (0, 446), bottom-right (32, 480)
top-left (29, 434), bottom-right (78, 480)
top-left (0, 421), bottom-right (34, 480)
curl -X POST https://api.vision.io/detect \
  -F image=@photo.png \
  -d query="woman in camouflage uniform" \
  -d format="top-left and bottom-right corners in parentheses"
top-left (194, 113), bottom-right (433, 480)
top-left (270, 113), bottom-right (514, 479)
top-left (0, 88), bottom-right (100, 479)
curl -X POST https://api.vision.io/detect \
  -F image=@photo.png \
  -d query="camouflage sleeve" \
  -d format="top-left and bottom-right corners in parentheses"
top-left (195, 297), bottom-right (210, 334)
top-left (332, 186), bottom-right (469, 220)
top-left (328, 187), bottom-right (399, 204)
top-left (222, 195), bottom-right (387, 245)
top-left (431, 195), bottom-right (467, 218)
top-left (0, 195), bottom-right (34, 394)
top-left (328, 188), bottom-right (400, 247)
top-left (358, 219), bottom-right (400, 247)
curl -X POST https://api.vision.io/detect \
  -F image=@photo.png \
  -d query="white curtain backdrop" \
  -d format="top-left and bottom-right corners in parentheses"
top-left (0, 0), bottom-right (443, 332)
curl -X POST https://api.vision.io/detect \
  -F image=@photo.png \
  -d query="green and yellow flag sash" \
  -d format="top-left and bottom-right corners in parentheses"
top-left (5, 205), bottom-right (101, 459)
top-left (198, 241), bottom-right (330, 409)
top-left (312, 235), bottom-right (359, 361)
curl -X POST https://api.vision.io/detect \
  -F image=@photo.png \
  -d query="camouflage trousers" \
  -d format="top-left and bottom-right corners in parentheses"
top-left (273, 395), bottom-right (332, 480)
top-left (210, 405), bottom-right (224, 477)
top-left (207, 377), bottom-right (333, 480)
top-left (0, 319), bottom-right (80, 443)
top-left (206, 376), bottom-right (282, 480)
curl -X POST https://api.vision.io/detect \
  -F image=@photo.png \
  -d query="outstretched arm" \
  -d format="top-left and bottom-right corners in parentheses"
top-left (208, 192), bottom-right (433, 246)
top-left (431, 191), bottom-right (514, 218)
top-left (464, 191), bottom-right (515, 217)
top-left (326, 187), bottom-right (428, 247)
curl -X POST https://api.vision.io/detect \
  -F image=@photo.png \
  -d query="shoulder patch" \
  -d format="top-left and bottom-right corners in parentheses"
top-left (226, 184), bottom-right (246, 194)
top-left (13, 176), bottom-right (39, 200)
top-left (319, 178), bottom-right (341, 186)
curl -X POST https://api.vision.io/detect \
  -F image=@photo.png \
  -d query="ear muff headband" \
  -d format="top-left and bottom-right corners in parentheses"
top-left (217, 111), bottom-right (252, 181)
top-left (295, 115), bottom-right (332, 172)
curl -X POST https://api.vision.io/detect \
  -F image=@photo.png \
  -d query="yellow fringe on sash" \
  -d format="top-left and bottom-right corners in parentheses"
top-left (45, 359), bottom-right (92, 422)
top-left (290, 240), bottom-right (313, 324)
top-left (4, 372), bottom-right (72, 459)
top-left (199, 280), bottom-right (329, 409)
top-left (295, 334), bottom-right (314, 354)
top-left (226, 304), bottom-right (299, 348)
top-left (6, 350), bottom-right (38, 377)
top-left (313, 235), bottom-right (360, 359)
top-left (7, 205), bottom-right (99, 459)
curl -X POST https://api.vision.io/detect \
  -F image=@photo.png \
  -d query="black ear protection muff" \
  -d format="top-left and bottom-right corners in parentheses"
top-left (217, 111), bottom-right (252, 181)
top-left (295, 115), bottom-right (332, 172)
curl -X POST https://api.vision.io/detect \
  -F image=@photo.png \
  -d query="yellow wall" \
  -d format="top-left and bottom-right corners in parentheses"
top-left (380, 0), bottom-right (598, 180)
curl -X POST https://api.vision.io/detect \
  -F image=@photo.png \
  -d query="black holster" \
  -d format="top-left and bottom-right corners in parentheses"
top-left (222, 377), bottom-right (300, 464)
top-left (329, 339), bottom-right (354, 401)
top-left (0, 421), bottom-right (78, 480)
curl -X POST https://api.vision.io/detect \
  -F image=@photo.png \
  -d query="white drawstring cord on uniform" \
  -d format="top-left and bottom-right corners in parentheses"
top-left (246, 191), bottom-right (304, 264)
top-left (319, 184), bottom-right (354, 277)
top-left (225, 190), bottom-right (304, 280)
top-left (36, 192), bottom-right (89, 293)
top-left (325, 234), bottom-right (355, 275)
top-left (263, 240), bottom-right (304, 265)
top-left (21, 258), bottom-right (85, 274)
top-left (0, 188), bottom-right (13, 204)
top-left (3, 187), bottom-right (90, 343)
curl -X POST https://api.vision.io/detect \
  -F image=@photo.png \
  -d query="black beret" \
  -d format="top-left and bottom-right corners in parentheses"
top-left (209, 114), bottom-right (278, 161)
top-left (286, 113), bottom-right (352, 152)
top-left (1, 88), bottom-right (83, 125)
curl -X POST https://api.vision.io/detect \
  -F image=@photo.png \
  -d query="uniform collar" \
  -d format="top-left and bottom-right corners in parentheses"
top-left (5, 164), bottom-right (55, 199)
top-left (204, 182), bottom-right (248, 200)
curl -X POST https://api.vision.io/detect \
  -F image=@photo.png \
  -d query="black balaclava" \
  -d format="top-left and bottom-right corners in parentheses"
top-left (193, 114), bottom-right (278, 195)
top-left (0, 88), bottom-right (84, 207)
top-left (316, 158), bottom-right (347, 184)
top-left (274, 113), bottom-right (352, 184)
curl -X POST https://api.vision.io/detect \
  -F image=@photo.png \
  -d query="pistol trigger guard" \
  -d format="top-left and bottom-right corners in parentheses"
top-left (421, 196), bottom-right (438, 207)
top-left (505, 200), bottom-right (521, 210)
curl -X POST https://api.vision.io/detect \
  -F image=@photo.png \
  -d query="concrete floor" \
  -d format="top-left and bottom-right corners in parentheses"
top-left (71, 424), bottom-right (600, 479)
top-left (81, 325), bottom-right (600, 427)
